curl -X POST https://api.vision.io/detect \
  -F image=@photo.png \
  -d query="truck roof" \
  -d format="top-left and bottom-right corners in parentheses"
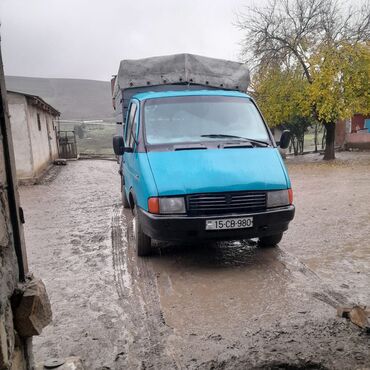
top-left (132, 89), bottom-right (251, 102)
top-left (115, 54), bottom-right (250, 93)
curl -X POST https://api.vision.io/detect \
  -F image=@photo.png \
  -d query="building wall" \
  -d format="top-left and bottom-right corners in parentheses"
top-left (335, 119), bottom-right (351, 147)
top-left (8, 92), bottom-right (59, 181)
top-left (26, 103), bottom-right (58, 176)
top-left (47, 115), bottom-right (59, 159)
top-left (7, 93), bottom-right (34, 179)
top-left (351, 114), bottom-right (370, 132)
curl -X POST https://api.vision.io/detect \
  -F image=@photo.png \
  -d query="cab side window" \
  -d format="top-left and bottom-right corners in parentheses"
top-left (125, 103), bottom-right (137, 146)
top-left (128, 109), bottom-right (138, 149)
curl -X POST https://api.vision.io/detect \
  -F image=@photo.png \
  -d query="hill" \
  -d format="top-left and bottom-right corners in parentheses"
top-left (5, 76), bottom-right (114, 121)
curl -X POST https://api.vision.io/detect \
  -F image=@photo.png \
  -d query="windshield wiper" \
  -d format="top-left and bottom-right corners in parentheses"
top-left (173, 143), bottom-right (208, 151)
top-left (200, 134), bottom-right (270, 147)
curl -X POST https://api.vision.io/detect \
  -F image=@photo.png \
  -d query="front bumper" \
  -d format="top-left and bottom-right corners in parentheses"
top-left (138, 206), bottom-right (295, 241)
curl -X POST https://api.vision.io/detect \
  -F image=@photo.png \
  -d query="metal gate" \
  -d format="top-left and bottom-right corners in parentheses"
top-left (58, 130), bottom-right (78, 159)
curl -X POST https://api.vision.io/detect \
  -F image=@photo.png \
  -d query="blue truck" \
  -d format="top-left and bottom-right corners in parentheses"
top-left (112, 54), bottom-right (295, 256)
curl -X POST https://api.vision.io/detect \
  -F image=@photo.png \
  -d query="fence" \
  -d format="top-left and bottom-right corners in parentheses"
top-left (58, 130), bottom-right (78, 159)
top-left (59, 120), bottom-right (116, 157)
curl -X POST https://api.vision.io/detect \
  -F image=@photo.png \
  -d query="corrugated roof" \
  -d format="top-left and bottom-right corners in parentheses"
top-left (7, 90), bottom-right (60, 116)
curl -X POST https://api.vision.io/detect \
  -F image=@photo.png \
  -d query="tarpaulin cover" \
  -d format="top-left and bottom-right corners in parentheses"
top-left (116, 53), bottom-right (250, 92)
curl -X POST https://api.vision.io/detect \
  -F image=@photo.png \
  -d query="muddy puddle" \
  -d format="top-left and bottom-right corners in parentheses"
top-left (20, 158), bottom-right (370, 369)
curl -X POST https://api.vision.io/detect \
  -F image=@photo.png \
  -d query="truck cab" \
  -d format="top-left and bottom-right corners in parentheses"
top-left (114, 88), bottom-right (294, 256)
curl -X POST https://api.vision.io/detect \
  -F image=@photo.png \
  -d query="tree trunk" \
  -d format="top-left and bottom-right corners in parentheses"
top-left (299, 132), bottom-right (304, 154)
top-left (291, 136), bottom-right (298, 155)
top-left (314, 123), bottom-right (318, 153)
top-left (323, 122), bottom-right (335, 160)
top-left (322, 128), bottom-right (326, 150)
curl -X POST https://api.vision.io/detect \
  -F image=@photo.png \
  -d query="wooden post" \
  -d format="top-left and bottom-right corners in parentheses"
top-left (0, 38), bottom-right (29, 280)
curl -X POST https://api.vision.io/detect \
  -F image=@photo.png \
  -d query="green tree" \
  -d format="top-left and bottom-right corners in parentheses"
top-left (238, 0), bottom-right (370, 159)
top-left (308, 42), bottom-right (370, 156)
top-left (252, 65), bottom-right (310, 124)
top-left (252, 65), bottom-right (312, 155)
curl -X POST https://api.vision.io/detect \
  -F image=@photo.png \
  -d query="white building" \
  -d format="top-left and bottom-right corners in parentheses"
top-left (7, 91), bottom-right (60, 182)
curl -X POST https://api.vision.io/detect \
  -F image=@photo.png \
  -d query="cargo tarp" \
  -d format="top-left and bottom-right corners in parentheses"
top-left (116, 53), bottom-right (250, 92)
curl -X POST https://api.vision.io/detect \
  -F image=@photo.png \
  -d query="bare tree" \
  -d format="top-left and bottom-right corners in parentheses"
top-left (237, 0), bottom-right (370, 159)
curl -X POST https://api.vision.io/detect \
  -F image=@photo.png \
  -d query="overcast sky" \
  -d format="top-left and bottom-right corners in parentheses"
top-left (0, 0), bottom-right (255, 81)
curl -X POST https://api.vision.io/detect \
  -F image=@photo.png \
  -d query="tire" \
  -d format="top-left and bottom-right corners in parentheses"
top-left (121, 176), bottom-right (130, 209)
top-left (133, 206), bottom-right (152, 256)
top-left (258, 233), bottom-right (283, 248)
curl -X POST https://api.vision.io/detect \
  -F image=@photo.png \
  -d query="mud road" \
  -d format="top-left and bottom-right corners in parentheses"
top-left (20, 154), bottom-right (370, 369)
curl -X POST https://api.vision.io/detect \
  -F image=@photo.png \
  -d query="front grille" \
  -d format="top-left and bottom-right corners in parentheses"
top-left (187, 191), bottom-right (267, 215)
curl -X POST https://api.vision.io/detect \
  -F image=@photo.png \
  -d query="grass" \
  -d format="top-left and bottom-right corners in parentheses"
top-left (303, 132), bottom-right (324, 152)
top-left (60, 122), bottom-right (116, 156)
top-left (286, 131), bottom-right (325, 154)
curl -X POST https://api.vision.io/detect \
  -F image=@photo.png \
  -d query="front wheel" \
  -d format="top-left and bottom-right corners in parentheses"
top-left (133, 206), bottom-right (152, 256)
top-left (258, 233), bottom-right (283, 248)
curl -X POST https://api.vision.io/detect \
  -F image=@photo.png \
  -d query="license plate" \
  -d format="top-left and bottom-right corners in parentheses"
top-left (205, 217), bottom-right (253, 230)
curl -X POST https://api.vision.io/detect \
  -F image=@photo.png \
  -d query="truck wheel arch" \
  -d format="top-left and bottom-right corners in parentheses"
top-left (128, 189), bottom-right (136, 210)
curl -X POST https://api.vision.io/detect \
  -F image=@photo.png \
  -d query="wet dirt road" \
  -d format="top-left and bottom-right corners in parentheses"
top-left (20, 155), bottom-right (370, 369)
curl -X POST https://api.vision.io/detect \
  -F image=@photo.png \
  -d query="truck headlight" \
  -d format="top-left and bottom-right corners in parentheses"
top-left (267, 190), bottom-right (291, 208)
top-left (148, 197), bottom-right (186, 214)
top-left (160, 197), bottom-right (186, 214)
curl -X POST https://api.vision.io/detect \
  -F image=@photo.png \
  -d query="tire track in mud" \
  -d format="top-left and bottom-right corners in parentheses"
top-left (111, 205), bottom-right (363, 369)
top-left (112, 204), bottom-right (130, 300)
top-left (111, 204), bottom-right (178, 369)
top-left (277, 248), bottom-right (352, 309)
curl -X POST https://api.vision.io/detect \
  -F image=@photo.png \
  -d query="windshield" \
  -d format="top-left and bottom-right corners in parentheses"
top-left (143, 96), bottom-right (271, 145)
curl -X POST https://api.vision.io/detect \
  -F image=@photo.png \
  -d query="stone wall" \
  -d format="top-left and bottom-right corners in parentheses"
top-left (0, 116), bottom-right (28, 369)
top-left (1, 44), bottom-right (51, 370)
top-left (345, 132), bottom-right (370, 150)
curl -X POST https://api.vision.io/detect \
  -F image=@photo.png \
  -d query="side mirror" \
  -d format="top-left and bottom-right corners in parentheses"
top-left (279, 130), bottom-right (291, 149)
top-left (113, 135), bottom-right (132, 155)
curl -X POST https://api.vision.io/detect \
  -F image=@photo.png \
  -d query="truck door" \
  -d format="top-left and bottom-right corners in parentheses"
top-left (123, 101), bottom-right (140, 201)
